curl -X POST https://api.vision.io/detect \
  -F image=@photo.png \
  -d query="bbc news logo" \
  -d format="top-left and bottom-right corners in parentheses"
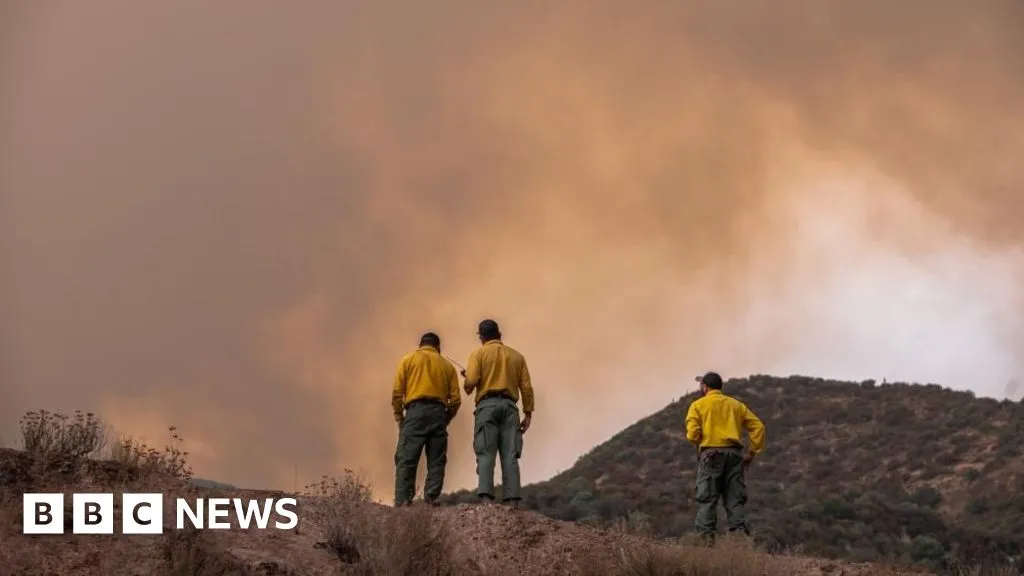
top-left (23, 493), bottom-right (298, 534)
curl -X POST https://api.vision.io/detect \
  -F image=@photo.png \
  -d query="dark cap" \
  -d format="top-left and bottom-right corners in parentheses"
top-left (695, 371), bottom-right (723, 389)
top-left (477, 319), bottom-right (501, 340)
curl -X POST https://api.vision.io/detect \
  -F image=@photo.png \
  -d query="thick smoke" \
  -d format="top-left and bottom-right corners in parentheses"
top-left (1, 0), bottom-right (1022, 495)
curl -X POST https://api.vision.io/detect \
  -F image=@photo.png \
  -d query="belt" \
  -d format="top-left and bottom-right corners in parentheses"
top-left (699, 445), bottom-right (743, 455)
top-left (478, 390), bottom-right (515, 403)
top-left (406, 397), bottom-right (445, 408)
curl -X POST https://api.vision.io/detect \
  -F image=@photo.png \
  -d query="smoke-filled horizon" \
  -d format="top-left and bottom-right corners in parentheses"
top-left (2, 0), bottom-right (1022, 496)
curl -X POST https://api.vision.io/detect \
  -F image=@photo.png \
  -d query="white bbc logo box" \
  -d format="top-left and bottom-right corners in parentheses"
top-left (23, 493), bottom-right (164, 535)
top-left (23, 493), bottom-right (299, 534)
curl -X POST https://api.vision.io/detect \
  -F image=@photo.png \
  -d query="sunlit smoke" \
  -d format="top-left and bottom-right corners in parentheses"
top-left (1, 0), bottom-right (1022, 497)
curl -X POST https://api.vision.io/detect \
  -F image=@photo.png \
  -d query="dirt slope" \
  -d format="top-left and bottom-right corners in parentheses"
top-left (445, 376), bottom-right (1024, 570)
top-left (0, 447), bottom-right (919, 575)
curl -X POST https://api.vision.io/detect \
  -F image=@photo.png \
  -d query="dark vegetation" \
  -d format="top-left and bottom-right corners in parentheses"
top-left (444, 375), bottom-right (1024, 574)
top-left (5, 379), bottom-right (1022, 575)
top-left (4, 409), bottom-right (881, 575)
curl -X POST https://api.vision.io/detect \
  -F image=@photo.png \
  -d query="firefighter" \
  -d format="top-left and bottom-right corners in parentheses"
top-left (462, 319), bottom-right (534, 506)
top-left (391, 331), bottom-right (461, 507)
top-left (685, 371), bottom-right (766, 545)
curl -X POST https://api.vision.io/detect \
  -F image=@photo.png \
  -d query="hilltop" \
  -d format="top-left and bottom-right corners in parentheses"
top-left (0, 406), bottom-right (929, 575)
top-left (0, 445), bottom-right (917, 576)
top-left (446, 375), bottom-right (1024, 572)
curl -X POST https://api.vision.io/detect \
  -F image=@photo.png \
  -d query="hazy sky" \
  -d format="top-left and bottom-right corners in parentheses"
top-left (2, 0), bottom-right (1022, 497)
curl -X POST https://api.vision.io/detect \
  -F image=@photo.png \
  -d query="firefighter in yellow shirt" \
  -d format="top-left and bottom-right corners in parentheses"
top-left (685, 371), bottom-right (766, 545)
top-left (391, 332), bottom-right (461, 507)
top-left (462, 319), bottom-right (534, 506)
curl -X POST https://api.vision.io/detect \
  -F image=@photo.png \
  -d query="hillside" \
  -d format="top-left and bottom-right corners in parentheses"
top-left (445, 375), bottom-right (1024, 572)
top-left (0, 444), bottom-right (918, 575)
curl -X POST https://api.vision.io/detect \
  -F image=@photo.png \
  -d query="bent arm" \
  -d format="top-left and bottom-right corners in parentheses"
top-left (743, 406), bottom-right (766, 455)
top-left (464, 350), bottom-right (482, 394)
top-left (684, 403), bottom-right (702, 446)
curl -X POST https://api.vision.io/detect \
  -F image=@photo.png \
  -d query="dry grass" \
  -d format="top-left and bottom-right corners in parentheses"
top-left (2, 407), bottom-right (1016, 576)
top-left (573, 535), bottom-right (924, 576)
top-left (108, 427), bottom-right (194, 481)
top-left (331, 505), bottom-right (457, 575)
top-left (575, 536), bottom-right (766, 576)
top-left (162, 524), bottom-right (249, 575)
top-left (574, 537), bottom-right (1020, 576)
top-left (303, 472), bottom-right (460, 575)
top-left (609, 510), bottom-right (656, 537)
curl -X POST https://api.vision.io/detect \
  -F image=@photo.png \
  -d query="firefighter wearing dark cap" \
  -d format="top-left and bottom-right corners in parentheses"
top-left (462, 319), bottom-right (534, 505)
top-left (391, 332), bottom-right (461, 507)
top-left (685, 371), bottom-right (766, 545)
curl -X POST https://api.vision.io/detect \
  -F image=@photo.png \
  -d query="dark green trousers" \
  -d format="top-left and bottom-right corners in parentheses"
top-left (473, 396), bottom-right (523, 501)
top-left (695, 447), bottom-right (749, 540)
top-left (394, 400), bottom-right (448, 506)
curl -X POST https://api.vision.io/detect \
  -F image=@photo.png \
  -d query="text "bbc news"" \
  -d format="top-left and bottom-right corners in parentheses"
top-left (23, 493), bottom-right (299, 534)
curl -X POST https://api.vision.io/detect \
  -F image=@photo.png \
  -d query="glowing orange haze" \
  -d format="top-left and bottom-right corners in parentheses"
top-left (1, 1), bottom-right (1022, 498)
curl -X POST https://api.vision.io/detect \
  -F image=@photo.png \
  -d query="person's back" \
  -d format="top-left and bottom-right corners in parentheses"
top-left (396, 348), bottom-right (457, 406)
top-left (463, 319), bottom-right (534, 505)
top-left (685, 372), bottom-right (765, 545)
top-left (468, 341), bottom-right (531, 404)
top-left (391, 332), bottom-right (460, 507)
top-left (686, 390), bottom-right (759, 452)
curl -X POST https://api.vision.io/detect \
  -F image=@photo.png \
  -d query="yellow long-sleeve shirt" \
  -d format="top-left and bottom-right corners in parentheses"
top-left (464, 340), bottom-right (534, 413)
top-left (684, 390), bottom-right (765, 455)
top-left (391, 345), bottom-right (461, 422)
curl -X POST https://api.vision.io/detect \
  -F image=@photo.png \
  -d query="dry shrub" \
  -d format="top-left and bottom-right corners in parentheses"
top-left (109, 426), bottom-right (193, 481)
top-left (308, 472), bottom-right (455, 575)
top-left (19, 409), bottom-right (106, 476)
top-left (610, 510), bottom-right (655, 537)
top-left (577, 535), bottom-right (768, 576)
top-left (162, 525), bottom-right (242, 575)
top-left (304, 472), bottom-right (374, 503)
top-left (334, 505), bottom-right (456, 576)
top-left (16, 408), bottom-right (193, 483)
